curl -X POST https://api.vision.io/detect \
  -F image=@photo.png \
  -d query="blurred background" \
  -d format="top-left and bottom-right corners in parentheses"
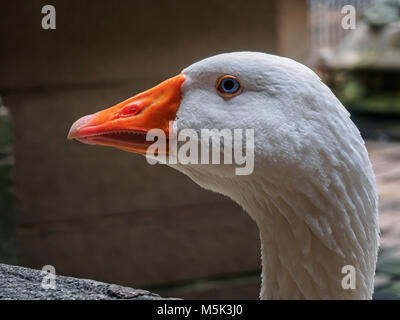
top-left (0, 0), bottom-right (399, 299)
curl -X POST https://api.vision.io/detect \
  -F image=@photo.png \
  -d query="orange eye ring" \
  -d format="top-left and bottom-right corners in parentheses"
top-left (216, 75), bottom-right (242, 98)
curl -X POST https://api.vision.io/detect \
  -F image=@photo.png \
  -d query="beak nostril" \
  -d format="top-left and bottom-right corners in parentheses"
top-left (118, 104), bottom-right (141, 118)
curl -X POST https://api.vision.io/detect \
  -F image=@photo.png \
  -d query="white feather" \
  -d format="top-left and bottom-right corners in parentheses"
top-left (171, 52), bottom-right (379, 299)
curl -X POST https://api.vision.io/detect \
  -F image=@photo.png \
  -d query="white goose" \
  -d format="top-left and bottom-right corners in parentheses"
top-left (68, 52), bottom-right (379, 300)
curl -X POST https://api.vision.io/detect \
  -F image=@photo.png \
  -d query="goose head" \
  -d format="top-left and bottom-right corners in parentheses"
top-left (68, 52), bottom-right (379, 300)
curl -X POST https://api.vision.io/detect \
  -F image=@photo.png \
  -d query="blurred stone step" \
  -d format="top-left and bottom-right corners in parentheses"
top-left (155, 273), bottom-right (260, 300)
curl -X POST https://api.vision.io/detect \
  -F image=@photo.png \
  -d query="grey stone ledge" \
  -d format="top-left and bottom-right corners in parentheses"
top-left (0, 263), bottom-right (177, 300)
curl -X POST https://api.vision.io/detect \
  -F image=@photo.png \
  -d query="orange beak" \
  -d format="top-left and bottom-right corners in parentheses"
top-left (68, 74), bottom-right (185, 154)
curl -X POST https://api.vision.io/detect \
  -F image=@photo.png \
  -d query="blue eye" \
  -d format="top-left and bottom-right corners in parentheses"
top-left (216, 75), bottom-right (242, 97)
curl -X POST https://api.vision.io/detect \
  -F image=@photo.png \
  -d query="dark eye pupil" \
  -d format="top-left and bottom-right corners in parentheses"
top-left (219, 77), bottom-right (240, 94)
top-left (223, 79), bottom-right (235, 91)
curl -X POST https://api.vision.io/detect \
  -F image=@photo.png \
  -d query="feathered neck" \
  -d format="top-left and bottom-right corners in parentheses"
top-left (224, 147), bottom-right (378, 299)
top-left (238, 177), bottom-right (376, 299)
top-left (175, 134), bottom-right (379, 299)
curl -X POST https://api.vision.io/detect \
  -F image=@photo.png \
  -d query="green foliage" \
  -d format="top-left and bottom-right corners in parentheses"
top-left (374, 248), bottom-right (400, 299)
top-left (364, 0), bottom-right (400, 28)
top-left (334, 74), bottom-right (400, 114)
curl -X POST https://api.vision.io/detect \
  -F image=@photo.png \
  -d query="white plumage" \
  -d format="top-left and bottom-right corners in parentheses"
top-left (172, 52), bottom-right (379, 299)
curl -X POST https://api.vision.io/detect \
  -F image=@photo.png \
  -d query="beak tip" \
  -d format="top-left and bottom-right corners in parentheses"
top-left (67, 131), bottom-right (75, 140)
top-left (67, 114), bottom-right (95, 140)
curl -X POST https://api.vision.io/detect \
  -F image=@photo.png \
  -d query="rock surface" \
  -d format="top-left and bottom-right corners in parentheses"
top-left (0, 263), bottom-right (173, 300)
